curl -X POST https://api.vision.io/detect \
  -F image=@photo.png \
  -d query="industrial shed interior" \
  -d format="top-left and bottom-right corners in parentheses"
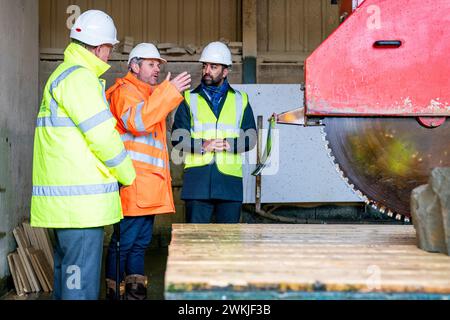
top-left (0, 0), bottom-right (449, 300)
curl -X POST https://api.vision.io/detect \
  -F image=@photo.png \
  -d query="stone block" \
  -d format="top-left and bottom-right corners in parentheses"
top-left (430, 168), bottom-right (450, 255)
top-left (411, 184), bottom-right (446, 253)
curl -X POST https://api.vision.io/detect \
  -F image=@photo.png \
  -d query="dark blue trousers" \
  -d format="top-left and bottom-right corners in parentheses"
top-left (185, 200), bottom-right (242, 223)
top-left (53, 228), bottom-right (104, 300)
top-left (105, 216), bottom-right (154, 282)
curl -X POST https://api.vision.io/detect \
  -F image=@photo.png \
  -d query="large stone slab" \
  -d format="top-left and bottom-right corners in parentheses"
top-left (411, 184), bottom-right (446, 253)
top-left (430, 168), bottom-right (450, 255)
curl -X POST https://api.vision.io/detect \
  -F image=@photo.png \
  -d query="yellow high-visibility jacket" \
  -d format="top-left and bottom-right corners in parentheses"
top-left (31, 43), bottom-right (136, 228)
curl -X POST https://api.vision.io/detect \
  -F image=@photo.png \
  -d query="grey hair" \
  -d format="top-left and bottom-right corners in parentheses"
top-left (128, 57), bottom-right (144, 71)
top-left (71, 39), bottom-right (96, 51)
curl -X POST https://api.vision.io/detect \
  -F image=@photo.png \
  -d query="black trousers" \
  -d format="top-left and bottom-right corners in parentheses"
top-left (185, 200), bottom-right (242, 223)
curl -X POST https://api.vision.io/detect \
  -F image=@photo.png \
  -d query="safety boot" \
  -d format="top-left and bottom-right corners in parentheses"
top-left (105, 278), bottom-right (125, 300)
top-left (124, 274), bottom-right (148, 300)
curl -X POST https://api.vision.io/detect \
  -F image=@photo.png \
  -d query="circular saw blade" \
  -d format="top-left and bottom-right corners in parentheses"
top-left (322, 117), bottom-right (450, 220)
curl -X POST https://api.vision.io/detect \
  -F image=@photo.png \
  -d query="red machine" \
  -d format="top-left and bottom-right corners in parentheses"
top-left (278, 0), bottom-right (450, 221)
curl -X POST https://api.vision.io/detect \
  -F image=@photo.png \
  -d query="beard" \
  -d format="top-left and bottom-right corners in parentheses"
top-left (202, 74), bottom-right (223, 86)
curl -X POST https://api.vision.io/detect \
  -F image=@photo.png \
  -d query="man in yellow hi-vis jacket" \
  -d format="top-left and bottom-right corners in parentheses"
top-left (30, 10), bottom-right (136, 300)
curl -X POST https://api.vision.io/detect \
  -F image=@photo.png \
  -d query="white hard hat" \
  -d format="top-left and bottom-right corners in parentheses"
top-left (199, 41), bottom-right (232, 66)
top-left (128, 43), bottom-right (167, 65)
top-left (70, 10), bottom-right (119, 46)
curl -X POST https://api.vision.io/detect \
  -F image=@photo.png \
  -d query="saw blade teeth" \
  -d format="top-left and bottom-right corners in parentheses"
top-left (322, 123), bottom-right (404, 221)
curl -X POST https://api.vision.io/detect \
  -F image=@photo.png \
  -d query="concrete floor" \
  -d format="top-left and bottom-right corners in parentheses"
top-left (1, 246), bottom-right (169, 300)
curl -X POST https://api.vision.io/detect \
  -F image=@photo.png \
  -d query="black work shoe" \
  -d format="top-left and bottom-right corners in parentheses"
top-left (124, 274), bottom-right (148, 300)
top-left (105, 278), bottom-right (125, 300)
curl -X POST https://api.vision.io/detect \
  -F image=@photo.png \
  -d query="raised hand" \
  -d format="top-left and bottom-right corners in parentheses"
top-left (168, 71), bottom-right (192, 93)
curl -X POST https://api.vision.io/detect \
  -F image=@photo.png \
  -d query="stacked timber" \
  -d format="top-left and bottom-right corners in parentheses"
top-left (119, 36), bottom-right (134, 54)
top-left (7, 222), bottom-right (54, 296)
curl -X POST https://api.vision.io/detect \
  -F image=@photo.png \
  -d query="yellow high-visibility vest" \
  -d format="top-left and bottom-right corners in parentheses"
top-left (184, 90), bottom-right (248, 178)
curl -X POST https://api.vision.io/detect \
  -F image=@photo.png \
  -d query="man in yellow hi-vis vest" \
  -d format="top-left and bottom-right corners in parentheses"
top-left (171, 42), bottom-right (257, 223)
top-left (31, 10), bottom-right (136, 300)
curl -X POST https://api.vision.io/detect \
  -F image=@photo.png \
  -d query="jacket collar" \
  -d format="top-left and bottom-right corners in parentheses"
top-left (64, 43), bottom-right (110, 77)
top-left (121, 72), bottom-right (153, 96)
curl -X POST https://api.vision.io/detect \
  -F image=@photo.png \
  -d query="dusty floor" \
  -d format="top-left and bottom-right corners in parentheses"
top-left (2, 247), bottom-right (169, 300)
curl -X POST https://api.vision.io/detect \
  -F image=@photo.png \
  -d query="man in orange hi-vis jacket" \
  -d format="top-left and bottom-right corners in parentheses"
top-left (105, 43), bottom-right (191, 300)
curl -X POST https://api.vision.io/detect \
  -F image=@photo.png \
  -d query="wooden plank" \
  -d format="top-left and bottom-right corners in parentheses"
top-left (12, 252), bottom-right (32, 294)
top-left (165, 47), bottom-right (187, 55)
top-left (287, 0), bottom-right (305, 51)
top-left (268, 0), bottom-right (286, 51)
top-left (27, 248), bottom-right (49, 293)
top-left (12, 254), bottom-right (26, 296)
top-left (185, 44), bottom-right (197, 55)
top-left (13, 227), bottom-right (41, 292)
top-left (13, 227), bottom-right (29, 249)
top-left (166, 224), bottom-right (450, 295)
top-left (34, 228), bottom-right (54, 269)
top-left (164, 0), bottom-right (179, 44)
top-left (22, 222), bottom-right (38, 248)
top-left (157, 43), bottom-right (178, 50)
top-left (257, 0), bottom-right (269, 52)
top-left (242, 0), bottom-right (257, 58)
top-left (182, 0), bottom-right (198, 45)
top-left (18, 246), bottom-right (40, 292)
top-left (34, 249), bottom-right (54, 291)
top-left (7, 254), bottom-right (24, 296)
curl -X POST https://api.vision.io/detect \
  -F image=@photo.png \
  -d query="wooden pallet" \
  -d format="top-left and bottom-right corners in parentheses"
top-left (165, 224), bottom-right (450, 297)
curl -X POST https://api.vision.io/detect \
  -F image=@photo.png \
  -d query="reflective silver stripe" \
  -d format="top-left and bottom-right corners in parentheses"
top-left (189, 93), bottom-right (199, 124)
top-left (217, 123), bottom-right (238, 131)
top-left (78, 109), bottom-right (113, 133)
top-left (121, 109), bottom-right (131, 130)
top-left (32, 182), bottom-right (119, 197)
top-left (134, 102), bottom-right (146, 133)
top-left (104, 149), bottom-right (128, 168)
top-left (235, 91), bottom-right (244, 129)
top-left (217, 124), bottom-right (240, 136)
top-left (49, 66), bottom-right (82, 116)
top-left (36, 117), bottom-right (76, 127)
top-left (192, 122), bottom-right (217, 132)
top-left (189, 92), bottom-right (243, 134)
top-left (121, 133), bottom-right (164, 151)
top-left (128, 151), bottom-right (165, 168)
top-left (99, 80), bottom-right (109, 106)
top-left (50, 98), bottom-right (59, 117)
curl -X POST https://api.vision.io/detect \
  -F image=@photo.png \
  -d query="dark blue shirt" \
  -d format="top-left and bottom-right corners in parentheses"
top-left (171, 83), bottom-right (257, 202)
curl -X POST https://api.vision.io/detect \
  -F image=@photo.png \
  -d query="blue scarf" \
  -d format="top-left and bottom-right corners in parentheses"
top-left (201, 79), bottom-right (230, 117)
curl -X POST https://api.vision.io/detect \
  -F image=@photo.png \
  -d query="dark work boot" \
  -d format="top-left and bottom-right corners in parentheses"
top-left (124, 275), bottom-right (148, 300)
top-left (105, 278), bottom-right (125, 300)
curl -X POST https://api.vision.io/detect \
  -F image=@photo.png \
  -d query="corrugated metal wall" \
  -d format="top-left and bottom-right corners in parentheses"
top-left (39, 0), bottom-right (338, 54)
top-left (39, 0), bottom-right (242, 49)
top-left (258, 0), bottom-right (339, 53)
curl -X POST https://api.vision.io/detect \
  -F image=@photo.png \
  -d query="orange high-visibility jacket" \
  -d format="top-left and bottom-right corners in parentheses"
top-left (106, 72), bottom-right (184, 216)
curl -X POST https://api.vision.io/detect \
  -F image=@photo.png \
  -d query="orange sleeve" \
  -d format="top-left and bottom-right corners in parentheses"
top-left (112, 80), bottom-right (183, 137)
